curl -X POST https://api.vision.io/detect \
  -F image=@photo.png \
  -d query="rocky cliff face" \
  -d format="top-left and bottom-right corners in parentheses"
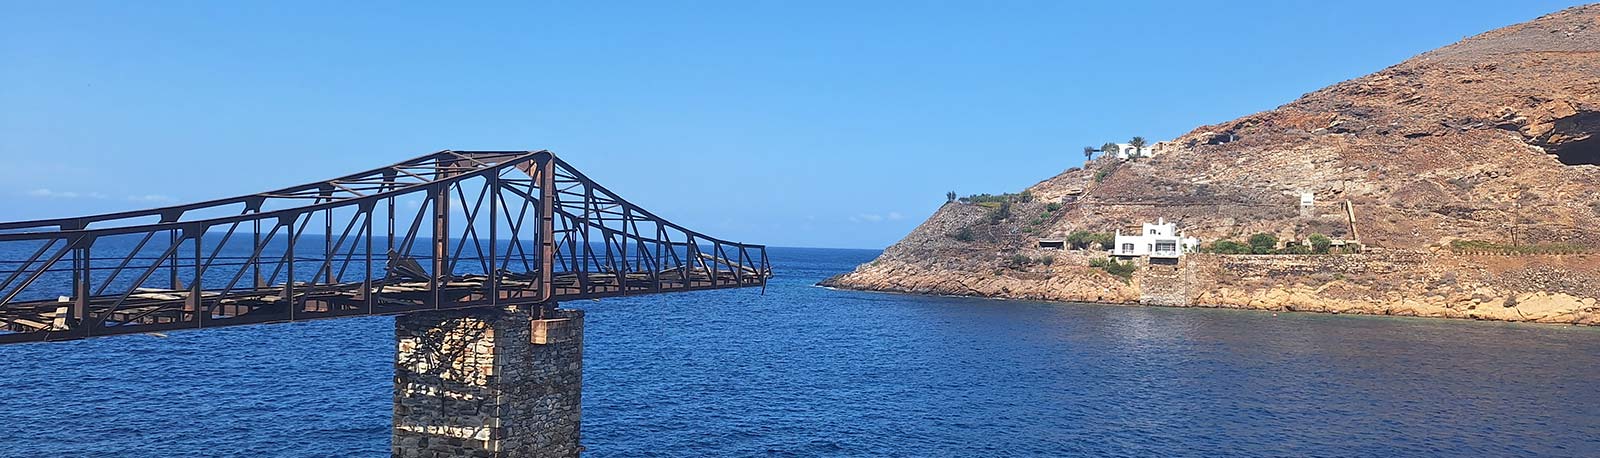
top-left (824, 5), bottom-right (1600, 325)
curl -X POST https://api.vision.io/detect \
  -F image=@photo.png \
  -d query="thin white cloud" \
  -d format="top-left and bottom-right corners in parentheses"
top-left (126, 194), bottom-right (175, 203)
top-left (851, 212), bottom-right (904, 223)
top-left (25, 188), bottom-right (176, 204)
top-left (25, 188), bottom-right (106, 199)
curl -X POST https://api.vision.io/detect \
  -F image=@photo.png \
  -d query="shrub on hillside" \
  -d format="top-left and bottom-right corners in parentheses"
top-left (1247, 233), bottom-right (1279, 254)
top-left (965, 192), bottom-right (1031, 205)
top-left (1089, 257), bottom-right (1136, 281)
top-left (1009, 254), bottom-right (1032, 268)
top-left (1066, 230), bottom-right (1114, 250)
top-left (1207, 240), bottom-right (1252, 254)
top-left (1308, 234), bottom-right (1332, 254)
top-left (988, 201), bottom-right (1012, 224)
top-left (1093, 168), bottom-right (1113, 183)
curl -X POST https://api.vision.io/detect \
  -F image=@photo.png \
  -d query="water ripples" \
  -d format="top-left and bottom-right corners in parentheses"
top-left (0, 247), bottom-right (1596, 457)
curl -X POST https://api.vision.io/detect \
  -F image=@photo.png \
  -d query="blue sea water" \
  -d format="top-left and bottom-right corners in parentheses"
top-left (0, 247), bottom-right (1596, 457)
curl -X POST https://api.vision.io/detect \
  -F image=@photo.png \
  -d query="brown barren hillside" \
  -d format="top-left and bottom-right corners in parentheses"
top-left (824, 5), bottom-right (1600, 325)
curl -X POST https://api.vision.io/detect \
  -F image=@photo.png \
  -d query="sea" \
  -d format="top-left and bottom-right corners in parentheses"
top-left (0, 247), bottom-right (1596, 457)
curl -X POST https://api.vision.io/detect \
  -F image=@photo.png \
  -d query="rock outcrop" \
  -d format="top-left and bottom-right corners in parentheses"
top-left (824, 5), bottom-right (1600, 325)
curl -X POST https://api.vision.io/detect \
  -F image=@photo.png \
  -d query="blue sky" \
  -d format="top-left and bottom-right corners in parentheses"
top-left (0, 1), bottom-right (1587, 248)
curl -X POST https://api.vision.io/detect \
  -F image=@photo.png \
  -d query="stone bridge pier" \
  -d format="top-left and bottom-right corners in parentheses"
top-left (393, 305), bottom-right (584, 457)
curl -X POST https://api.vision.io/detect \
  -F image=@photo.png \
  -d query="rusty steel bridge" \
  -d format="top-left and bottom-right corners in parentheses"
top-left (0, 150), bottom-right (770, 344)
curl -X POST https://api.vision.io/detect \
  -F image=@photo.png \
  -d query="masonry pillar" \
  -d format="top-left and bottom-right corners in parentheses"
top-left (393, 306), bottom-right (584, 457)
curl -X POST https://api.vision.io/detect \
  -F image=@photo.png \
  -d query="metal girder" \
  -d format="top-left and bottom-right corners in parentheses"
top-left (0, 150), bottom-right (770, 344)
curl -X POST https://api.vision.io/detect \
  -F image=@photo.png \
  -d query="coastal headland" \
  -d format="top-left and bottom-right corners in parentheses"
top-left (824, 5), bottom-right (1600, 325)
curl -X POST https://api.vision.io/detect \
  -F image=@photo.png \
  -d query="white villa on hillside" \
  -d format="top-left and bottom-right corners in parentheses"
top-left (1110, 218), bottom-right (1199, 259)
top-left (1112, 143), bottom-right (1157, 160)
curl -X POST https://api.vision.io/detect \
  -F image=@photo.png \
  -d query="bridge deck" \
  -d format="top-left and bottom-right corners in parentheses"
top-left (0, 268), bottom-right (762, 344)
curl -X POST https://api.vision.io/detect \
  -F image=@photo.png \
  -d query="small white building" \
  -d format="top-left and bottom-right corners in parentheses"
top-left (1112, 143), bottom-right (1157, 160)
top-left (1110, 218), bottom-right (1199, 259)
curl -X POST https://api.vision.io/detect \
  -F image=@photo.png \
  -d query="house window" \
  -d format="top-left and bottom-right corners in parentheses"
top-left (1155, 241), bottom-right (1177, 253)
top-left (1149, 229), bottom-right (1158, 235)
top-left (1121, 243), bottom-right (1134, 253)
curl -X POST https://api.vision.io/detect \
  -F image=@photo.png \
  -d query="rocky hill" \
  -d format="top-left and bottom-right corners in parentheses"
top-left (823, 5), bottom-right (1600, 325)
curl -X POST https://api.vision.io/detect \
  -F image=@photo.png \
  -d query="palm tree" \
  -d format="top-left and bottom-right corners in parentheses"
top-left (1082, 146), bottom-right (1096, 160)
top-left (1128, 136), bottom-right (1147, 157)
top-left (1100, 142), bottom-right (1119, 158)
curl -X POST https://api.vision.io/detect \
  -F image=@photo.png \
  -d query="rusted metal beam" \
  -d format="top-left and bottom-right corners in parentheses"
top-left (0, 150), bottom-right (768, 344)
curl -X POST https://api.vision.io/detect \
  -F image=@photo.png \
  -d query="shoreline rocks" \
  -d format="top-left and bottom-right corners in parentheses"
top-left (820, 252), bottom-right (1600, 326)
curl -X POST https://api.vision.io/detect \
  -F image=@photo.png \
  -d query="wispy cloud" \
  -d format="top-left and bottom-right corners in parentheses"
top-left (24, 188), bottom-right (177, 204)
top-left (25, 188), bottom-right (107, 199)
top-left (126, 194), bottom-right (175, 203)
top-left (849, 211), bottom-right (905, 223)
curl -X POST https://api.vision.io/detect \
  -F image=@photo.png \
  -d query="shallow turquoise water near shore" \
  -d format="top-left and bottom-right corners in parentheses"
top-left (0, 247), bottom-right (1596, 457)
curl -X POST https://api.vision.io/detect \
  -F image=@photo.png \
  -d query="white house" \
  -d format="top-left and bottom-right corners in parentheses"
top-left (1112, 143), bottom-right (1157, 160)
top-left (1110, 218), bottom-right (1199, 259)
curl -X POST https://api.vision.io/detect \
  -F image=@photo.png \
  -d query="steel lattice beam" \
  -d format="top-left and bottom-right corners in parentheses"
top-left (0, 150), bottom-right (770, 344)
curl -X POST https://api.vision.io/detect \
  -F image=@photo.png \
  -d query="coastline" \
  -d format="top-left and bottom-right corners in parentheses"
top-left (819, 251), bottom-right (1600, 326)
top-left (817, 282), bottom-right (1600, 332)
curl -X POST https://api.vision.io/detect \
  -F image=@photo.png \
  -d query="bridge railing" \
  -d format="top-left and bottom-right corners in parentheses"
top-left (0, 151), bottom-right (768, 343)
